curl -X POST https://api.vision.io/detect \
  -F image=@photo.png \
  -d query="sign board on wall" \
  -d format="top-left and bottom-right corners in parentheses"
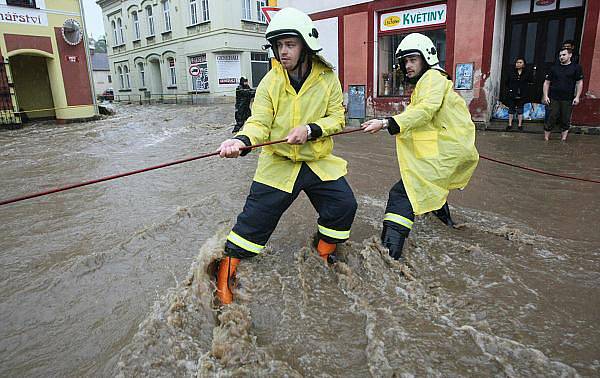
top-left (380, 4), bottom-right (446, 32)
top-left (0, 5), bottom-right (48, 26)
top-left (347, 85), bottom-right (366, 119)
top-left (215, 54), bottom-right (241, 87)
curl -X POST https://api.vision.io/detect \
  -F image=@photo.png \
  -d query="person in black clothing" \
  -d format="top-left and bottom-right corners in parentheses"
top-left (233, 77), bottom-right (255, 133)
top-left (562, 40), bottom-right (579, 64)
top-left (543, 48), bottom-right (584, 142)
top-left (505, 57), bottom-right (531, 131)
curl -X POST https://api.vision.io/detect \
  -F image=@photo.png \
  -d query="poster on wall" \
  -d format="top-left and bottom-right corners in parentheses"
top-left (216, 54), bottom-right (241, 87)
top-left (454, 63), bottom-right (474, 90)
top-left (348, 85), bottom-right (366, 119)
top-left (190, 54), bottom-right (209, 91)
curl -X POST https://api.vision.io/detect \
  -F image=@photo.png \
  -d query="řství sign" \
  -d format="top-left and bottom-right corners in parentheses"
top-left (380, 4), bottom-right (446, 32)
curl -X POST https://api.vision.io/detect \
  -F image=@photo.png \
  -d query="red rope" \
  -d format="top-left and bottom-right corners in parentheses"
top-left (479, 154), bottom-right (600, 184)
top-left (1, 128), bottom-right (598, 207)
top-left (0, 128), bottom-right (362, 206)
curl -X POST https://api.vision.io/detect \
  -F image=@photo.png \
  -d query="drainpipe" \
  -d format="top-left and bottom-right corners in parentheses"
top-left (78, 0), bottom-right (99, 116)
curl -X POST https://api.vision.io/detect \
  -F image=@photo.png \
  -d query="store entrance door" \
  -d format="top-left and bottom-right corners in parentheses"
top-left (498, 0), bottom-right (585, 120)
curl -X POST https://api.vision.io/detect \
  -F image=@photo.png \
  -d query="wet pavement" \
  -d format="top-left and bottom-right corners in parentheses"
top-left (0, 103), bottom-right (598, 377)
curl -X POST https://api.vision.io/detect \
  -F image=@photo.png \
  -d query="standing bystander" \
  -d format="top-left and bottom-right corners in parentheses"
top-left (542, 48), bottom-right (583, 142)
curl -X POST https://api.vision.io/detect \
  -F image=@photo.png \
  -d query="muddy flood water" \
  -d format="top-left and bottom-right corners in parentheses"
top-left (1, 103), bottom-right (599, 377)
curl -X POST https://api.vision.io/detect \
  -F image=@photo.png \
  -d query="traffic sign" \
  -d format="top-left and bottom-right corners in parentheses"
top-left (261, 6), bottom-right (280, 23)
top-left (189, 64), bottom-right (201, 76)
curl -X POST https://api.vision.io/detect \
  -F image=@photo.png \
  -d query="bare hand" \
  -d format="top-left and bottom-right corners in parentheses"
top-left (572, 97), bottom-right (580, 106)
top-left (218, 139), bottom-right (246, 158)
top-left (286, 126), bottom-right (308, 144)
top-left (542, 96), bottom-right (551, 106)
top-left (361, 119), bottom-right (385, 134)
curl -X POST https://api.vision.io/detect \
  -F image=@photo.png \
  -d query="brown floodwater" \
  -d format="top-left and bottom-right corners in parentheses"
top-left (1, 103), bottom-right (598, 377)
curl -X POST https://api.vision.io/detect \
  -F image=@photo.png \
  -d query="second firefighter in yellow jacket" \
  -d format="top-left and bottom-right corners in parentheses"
top-left (216, 8), bottom-right (357, 304)
top-left (362, 33), bottom-right (479, 262)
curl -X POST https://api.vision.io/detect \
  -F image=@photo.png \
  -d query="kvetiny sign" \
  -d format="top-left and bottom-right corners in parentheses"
top-left (380, 4), bottom-right (446, 32)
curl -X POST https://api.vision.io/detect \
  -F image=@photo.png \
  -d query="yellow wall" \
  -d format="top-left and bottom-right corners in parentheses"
top-left (0, 0), bottom-right (96, 122)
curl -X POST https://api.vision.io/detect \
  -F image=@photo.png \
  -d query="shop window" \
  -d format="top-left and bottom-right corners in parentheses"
top-left (377, 29), bottom-right (446, 97)
top-left (190, 54), bottom-right (209, 91)
top-left (251, 52), bottom-right (269, 87)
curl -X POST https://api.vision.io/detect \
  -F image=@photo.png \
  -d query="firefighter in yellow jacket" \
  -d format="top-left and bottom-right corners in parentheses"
top-left (362, 33), bottom-right (479, 262)
top-left (216, 8), bottom-right (357, 304)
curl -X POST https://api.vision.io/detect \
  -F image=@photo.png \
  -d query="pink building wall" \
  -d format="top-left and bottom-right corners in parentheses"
top-left (343, 12), bottom-right (368, 92)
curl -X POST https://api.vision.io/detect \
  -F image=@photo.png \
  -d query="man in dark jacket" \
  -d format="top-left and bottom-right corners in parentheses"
top-left (233, 77), bottom-right (255, 133)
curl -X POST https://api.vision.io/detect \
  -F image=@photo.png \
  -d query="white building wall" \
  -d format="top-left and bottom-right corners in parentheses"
top-left (98, 0), bottom-right (269, 100)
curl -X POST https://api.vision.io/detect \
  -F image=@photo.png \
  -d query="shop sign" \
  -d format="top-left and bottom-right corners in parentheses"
top-left (380, 4), bottom-right (446, 32)
top-left (215, 54), bottom-right (241, 87)
top-left (0, 5), bottom-right (48, 26)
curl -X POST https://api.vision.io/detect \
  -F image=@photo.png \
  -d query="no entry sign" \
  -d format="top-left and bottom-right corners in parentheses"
top-left (189, 64), bottom-right (201, 76)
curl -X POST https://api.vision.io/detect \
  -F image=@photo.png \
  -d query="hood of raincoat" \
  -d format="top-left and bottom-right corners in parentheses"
top-left (392, 69), bottom-right (479, 215)
top-left (236, 56), bottom-right (347, 193)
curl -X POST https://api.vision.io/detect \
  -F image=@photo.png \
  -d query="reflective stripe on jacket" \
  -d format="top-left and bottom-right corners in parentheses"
top-left (392, 69), bottom-right (479, 215)
top-left (236, 56), bottom-right (347, 193)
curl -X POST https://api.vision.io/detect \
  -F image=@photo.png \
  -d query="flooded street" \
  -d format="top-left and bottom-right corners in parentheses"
top-left (1, 103), bottom-right (598, 377)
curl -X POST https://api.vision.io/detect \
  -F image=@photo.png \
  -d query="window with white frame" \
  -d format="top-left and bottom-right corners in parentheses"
top-left (118, 66), bottom-right (124, 88)
top-left (132, 11), bottom-right (140, 40)
top-left (242, 0), bottom-right (251, 20)
top-left (111, 20), bottom-right (117, 45)
top-left (242, 0), bottom-right (265, 22)
top-left (168, 58), bottom-right (177, 85)
top-left (190, 0), bottom-right (198, 24)
top-left (117, 18), bottom-right (125, 44)
top-left (138, 62), bottom-right (145, 87)
top-left (163, 1), bottom-right (171, 32)
top-left (255, 0), bottom-right (266, 22)
top-left (124, 65), bottom-right (131, 88)
top-left (146, 5), bottom-right (155, 36)
top-left (200, 0), bottom-right (209, 22)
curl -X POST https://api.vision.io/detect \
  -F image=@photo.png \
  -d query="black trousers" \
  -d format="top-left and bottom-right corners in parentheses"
top-left (545, 100), bottom-right (572, 132)
top-left (383, 180), bottom-right (415, 236)
top-left (225, 163), bottom-right (357, 259)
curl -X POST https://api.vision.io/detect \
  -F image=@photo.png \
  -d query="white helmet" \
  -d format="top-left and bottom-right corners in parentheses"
top-left (265, 7), bottom-right (321, 52)
top-left (395, 33), bottom-right (439, 66)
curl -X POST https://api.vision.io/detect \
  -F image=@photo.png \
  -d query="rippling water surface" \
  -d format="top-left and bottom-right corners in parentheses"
top-left (1, 104), bottom-right (598, 377)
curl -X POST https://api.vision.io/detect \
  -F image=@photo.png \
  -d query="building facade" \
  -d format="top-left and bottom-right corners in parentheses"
top-left (278, 0), bottom-right (599, 126)
top-left (90, 47), bottom-right (112, 96)
top-left (0, 0), bottom-right (96, 125)
top-left (96, 0), bottom-right (273, 102)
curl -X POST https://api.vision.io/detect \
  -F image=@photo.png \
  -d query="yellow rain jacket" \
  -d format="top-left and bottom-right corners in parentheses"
top-left (237, 56), bottom-right (347, 193)
top-left (392, 69), bottom-right (479, 215)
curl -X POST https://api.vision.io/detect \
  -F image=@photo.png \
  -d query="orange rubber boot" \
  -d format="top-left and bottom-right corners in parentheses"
top-left (317, 240), bottom-right (336, 262)
top-left (216, 256), bottom-right (240, 305)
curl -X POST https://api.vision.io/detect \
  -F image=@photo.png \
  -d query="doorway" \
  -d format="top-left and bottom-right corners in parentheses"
top-left (499, 0), bottom-right (585, 118)
top-left (9, 54), bottom-right (55, 121)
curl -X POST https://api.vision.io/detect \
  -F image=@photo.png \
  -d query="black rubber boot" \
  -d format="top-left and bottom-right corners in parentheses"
top-left (381, 224), bottom-right (407, 261)
top-left (433, 202), bottom-right (455, 227)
